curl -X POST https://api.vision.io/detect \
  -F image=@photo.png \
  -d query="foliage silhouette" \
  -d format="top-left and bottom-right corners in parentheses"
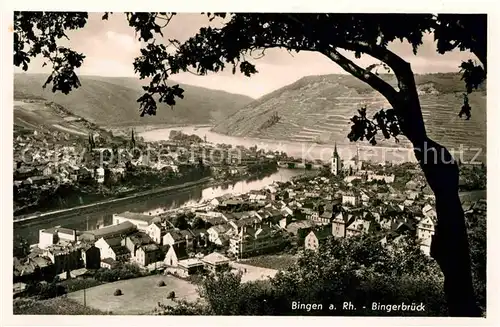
top-left (154, 235), bottom-right (451, 316)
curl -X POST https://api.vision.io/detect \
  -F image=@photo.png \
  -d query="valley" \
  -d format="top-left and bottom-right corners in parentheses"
top-left (14, 74), bottom-right (254, 127)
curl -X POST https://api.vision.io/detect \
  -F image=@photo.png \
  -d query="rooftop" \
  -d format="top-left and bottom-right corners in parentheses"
top-left (169, 244), bottom-right (189, 260)
top-left (209, 224), bottom-right (231, 234)
top-left (141, 243), bottom-right (160, 252)
top-left (42, 226), bottom-right (77, 235)
top-left (166, 230), bottom-right (185, 241)
top-left (310, 226), bottom-right (333, 240)
top-left (115, 211), bottom-right (156, 223)
top-left (234, 217), bottom-right (259, 228)
top-left (111, 245), bottom-right (130, 256)
top-left (127, 232), bottom-right (153, 245)
top-left (202, 252), bottom-right (230, 266)
top-left (88, 221), bottom-right (137, 239)
top-left (102, 236), bottom-right (122, 247)
top-left (101, 257), bottom-right (117, 265)
top-left (178, 258), bottom-right (204, 268)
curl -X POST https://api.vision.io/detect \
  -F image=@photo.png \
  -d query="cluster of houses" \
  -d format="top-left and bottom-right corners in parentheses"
top-left (13, 127), bottom-right (281, 204)
top-left (13, 130), bottom-right (179, 192)
top-left (13, 212), bottom-right (233, 284)
top-left (13, 150), bottom-right (486, 290)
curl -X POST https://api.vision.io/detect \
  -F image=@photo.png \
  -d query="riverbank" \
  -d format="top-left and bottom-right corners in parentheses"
top-left (106, 123), bottom-right (213, 137)
top-left (139, 126), bottom-right (422, 164)
top-left (14, 176), bottom-right (212, 226)
top-left (14, 168), bottom-right (285, 225)
top-left (14, 168), bottom-right (304, 244)
top-left (140, 126), bottom-right (486, 164)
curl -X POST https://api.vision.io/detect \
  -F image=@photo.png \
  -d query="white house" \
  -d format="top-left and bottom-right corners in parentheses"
top-left (164, 245), bottom-right (189, 267)
top-left (281, 206), bottom-right (294, 217)
top-left (210, 198), bottom-right (221, 207)
top-left (249, 194), bottom-right (267, 203)
top-left (344, 175), bottom-right (362, 184)
top-left (419, 237), bottom-right (432, 256)
top-left (342, 193), bottom-right (359, 206)
top-left (146, 222), bottom-right (167, 245)
top-left (95, 237), bottom-right (130, 261)
top-left (416, 216), bottom-right (435, 241)
top-left (346, 218), bottom-right (372, 237)
top-left (302, 208), bottom-right (319, 222)
top-left (201, 252), bottom-right (230, 273)
top-left (368, 174), bottom-right (395, 184)
top-left (360, 192), bottom-right (370, 205)
top-left (207, 225), bottom-right (231, 245)
top-left (422, 204), bottom-right (437, 219)
top-left (304, 227), bottom-right (332, 252)
top-left (38, 227), bottom-right (77, 249)
top-left (95, 167), bottom-right (105, 184)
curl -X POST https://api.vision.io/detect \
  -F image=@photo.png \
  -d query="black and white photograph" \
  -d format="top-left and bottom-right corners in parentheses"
top-left (6, 4), bottom-right (492, 323)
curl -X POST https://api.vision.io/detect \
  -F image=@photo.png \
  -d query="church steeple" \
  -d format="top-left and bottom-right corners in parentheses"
top-left (333, 143), bottom-right (339, 159)
top-left (331, 143), bottom-right (341, 176)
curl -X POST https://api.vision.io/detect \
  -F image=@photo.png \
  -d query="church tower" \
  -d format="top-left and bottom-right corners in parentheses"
top-left (331, 143), bottom-right (341, 175)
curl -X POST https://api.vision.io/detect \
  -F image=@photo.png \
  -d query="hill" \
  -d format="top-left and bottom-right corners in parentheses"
top-left (14, 74), bottom-right (254, 127)
top-left (213, 73), bottom-right (486, 155)
top-left (14, 99), bottom-right (115, 141)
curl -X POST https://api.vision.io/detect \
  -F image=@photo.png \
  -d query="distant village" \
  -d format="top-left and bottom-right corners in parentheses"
top-left (13, 127), bottom-right (289, 215)
top-left (13, 145), bottom-right (487, 291)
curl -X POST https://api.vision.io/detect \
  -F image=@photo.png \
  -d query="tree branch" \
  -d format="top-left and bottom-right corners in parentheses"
top-left (320, 47), bottom-right (400, 106)
top-left (334, 42), bottom-right (428, 143)
top-left (336, 41), bottom-right (412, 81)
top-left (281, 13), bottom-right (427, 141)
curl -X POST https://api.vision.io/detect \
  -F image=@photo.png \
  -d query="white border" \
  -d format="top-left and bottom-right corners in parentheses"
top-left (2, 1), bottom-right (499, 326)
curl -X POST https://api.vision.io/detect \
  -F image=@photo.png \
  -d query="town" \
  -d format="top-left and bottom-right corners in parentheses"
top-left (13, 144), bottom-right (486, 309)
top-left (13, 126), bottom-right (292, 217)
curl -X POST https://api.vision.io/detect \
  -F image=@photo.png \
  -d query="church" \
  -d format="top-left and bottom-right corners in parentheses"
top-left (331, 144), bottom-right (362, 176)
top-left (331, 144), bottom-right (341, 175)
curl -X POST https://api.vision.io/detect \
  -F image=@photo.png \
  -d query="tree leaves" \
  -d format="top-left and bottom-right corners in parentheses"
top-left (457, 59), bottom-right (485, 120)
top-left (137, 93), bottom-right (157, 117)
top-left (125, 12), bottom-right (169, 41)
top-left (14, 12), bottom-right (88, 93)
top-left (460, 60), bottom-right (486, 94)
top-left (348, 107), bottom-right (401, 146)
top-left (239, 61), bottom-right (258, 77)
top-left (458, 94), bottom-right (472, 120)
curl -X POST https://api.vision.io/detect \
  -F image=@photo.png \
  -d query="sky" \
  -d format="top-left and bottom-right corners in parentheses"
top-left (17, 13), bottom-right (478, 99)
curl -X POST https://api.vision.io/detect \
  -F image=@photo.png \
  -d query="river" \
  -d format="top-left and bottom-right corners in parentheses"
top-left (140, 126), bottom-right (418, 164)
top-left (140, 126), bottom-right (486, 164)
top-left (15, 169), bottom-right (305, 245)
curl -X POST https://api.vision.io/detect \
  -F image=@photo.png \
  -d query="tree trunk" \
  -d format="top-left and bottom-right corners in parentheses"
top-left (325, 43), bottom-right (481, 316)
top-left (399, 98), bottom-right (480, 316)
top-left (413, 137), bottom-right (481, 317)
top-left (391, 63), bottom-right (481, 316)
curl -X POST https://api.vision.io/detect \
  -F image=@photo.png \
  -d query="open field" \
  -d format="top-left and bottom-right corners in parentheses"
top-left (13, 297), bottom-right (107, 315)
top-left (241, 253), bottom-right (298, 271)
top-left (67, 274), bottom-right (199, 315)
